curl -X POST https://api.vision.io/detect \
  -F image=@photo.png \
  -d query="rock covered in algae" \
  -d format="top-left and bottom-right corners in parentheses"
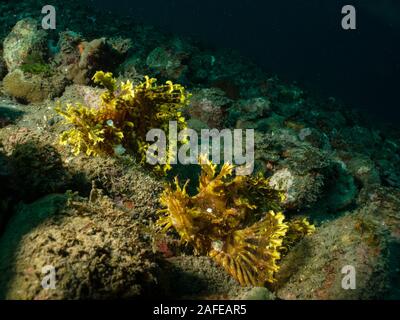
top-left (0, 145), bottom-right (11, 232)
top-left (56, 84), bottom-right (106, 110)
top-left (0, 128), bottom-right (74, 203)
top-left (0, 124), bottom-right (163, 221)
top-left (268, 167), bottom-right (325, 210)
top-left (355, 186), bottom-right (400, 300)
top-left (146, 46), bottom-right (188, 81)
top-left (54, 33), bottom-right (123, 85)
top-left (3, 69), bottom-right (67, 103)
top-left (356, 186), bottom-right (400, 243)
top-left (340, 152), bottom-right (381, 187)
top-left (238, 287), bottom-right (276, 300)
top-left (0, 193), bottom-right (160, 300)
top-left (186, 87), bottom-right (232, 129)
top-left (2, 18), bottom-right (47, 72)
top-left (254, 130), bottom-right (358, 212)
top-left (274, 204), bottom-right (398, 299)
top-left (64, 155), bottom-right (164, 222)
top-left (7, 138), bottom-right (71, 202)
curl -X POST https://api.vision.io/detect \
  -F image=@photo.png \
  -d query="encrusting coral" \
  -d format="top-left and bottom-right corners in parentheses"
top-left (157, 155), bottom-right (315, 286)
top-left (56, 71), bottom-right (190, 174)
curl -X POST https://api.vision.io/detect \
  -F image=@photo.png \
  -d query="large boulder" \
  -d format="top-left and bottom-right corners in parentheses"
top-left (0, 125), bottom-right (163, 219)
top-left (275, 186), bottom-right (400, 300)
top-left (64, 155), bottom-right (164, 222)
top-left (6, 137), bottom-right (71, 202)
top-left (0, 193), bottom-right (160, 300)
top-left (3, 18), bottom-right (47, 72)
top-left (275, 212), bottom-right (390, 299)
top-left (268, 167), bottom-right (325, 210)
top-left (357, 186), bottom-right (400, 300)
top-left (255, 130), bottom-right (358, 212)
top-left (356, 186), bottom-right (400, 243)
top-left (3, 69), bottom-right (67, 103)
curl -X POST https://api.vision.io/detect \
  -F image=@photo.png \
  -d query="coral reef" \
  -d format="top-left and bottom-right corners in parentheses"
top-left (0, 0), bottom-right (398, 300)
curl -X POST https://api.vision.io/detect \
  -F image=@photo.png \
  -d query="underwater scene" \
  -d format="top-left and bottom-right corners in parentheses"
top-left (0, 0), bottom-right (399, 304)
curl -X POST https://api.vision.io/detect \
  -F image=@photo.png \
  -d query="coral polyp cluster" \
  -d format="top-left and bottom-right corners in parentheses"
top-left (56, 71), bottom-right (190, 174)
top-left (158, 156), bottom-right (315, 286)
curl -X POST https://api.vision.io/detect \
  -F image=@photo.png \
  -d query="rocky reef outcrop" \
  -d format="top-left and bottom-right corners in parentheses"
top-left (0, 0), bottom-right (398, 300)
top-left (0, 193), bottom-right (160, 300)
top-left (2, 18), bottom-right (48, 72)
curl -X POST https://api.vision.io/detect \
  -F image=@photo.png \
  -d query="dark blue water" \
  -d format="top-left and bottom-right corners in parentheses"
top-left (90, 0), bottom-right (400, 124)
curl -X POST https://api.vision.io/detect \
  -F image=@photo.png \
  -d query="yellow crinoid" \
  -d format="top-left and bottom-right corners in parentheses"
top-left (158, 155), bottom-right (315, 286)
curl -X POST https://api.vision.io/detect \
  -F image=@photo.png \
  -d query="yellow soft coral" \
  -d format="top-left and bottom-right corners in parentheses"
top-left (56, 71), bottom-right (190, 174)
top-left (158, 156), bottom-right (315, 286)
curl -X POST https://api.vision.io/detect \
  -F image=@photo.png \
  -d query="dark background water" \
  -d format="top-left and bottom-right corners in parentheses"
top-left (89, 0), bottom-right (400, 124)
